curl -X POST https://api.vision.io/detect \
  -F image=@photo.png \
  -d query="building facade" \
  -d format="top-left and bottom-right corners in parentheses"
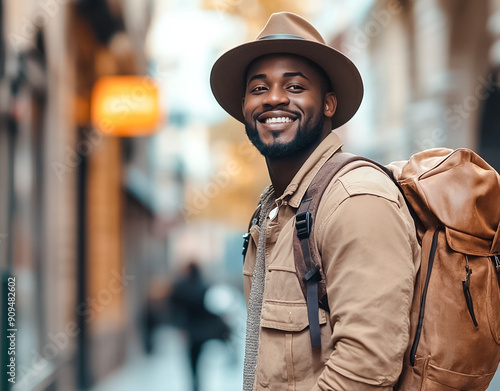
top-left (0, 1), bottom-right (156, 390)
top-left (336, 0), bottom-right (500, 171)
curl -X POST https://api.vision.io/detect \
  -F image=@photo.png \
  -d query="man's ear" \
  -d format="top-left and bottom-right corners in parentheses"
top-left (241, 97), bottom-right (245, 114)
top-left (323, 93), bottom-right (337, 118)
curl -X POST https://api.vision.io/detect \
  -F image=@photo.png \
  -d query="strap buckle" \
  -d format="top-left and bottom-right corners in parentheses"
top-left (304, 266), bottom-right (322, 283)
top-left (296, 211), bottom-right (312, 240)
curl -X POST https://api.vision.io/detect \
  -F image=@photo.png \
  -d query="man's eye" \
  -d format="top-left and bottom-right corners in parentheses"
top-left (250, 86), bottom-right (267, 93)
top-left (288, 85), bottom-right (304, 91)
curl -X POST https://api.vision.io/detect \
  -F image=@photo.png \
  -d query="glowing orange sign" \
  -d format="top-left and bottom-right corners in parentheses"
top-left (91, 76), bottom-right (161, 136)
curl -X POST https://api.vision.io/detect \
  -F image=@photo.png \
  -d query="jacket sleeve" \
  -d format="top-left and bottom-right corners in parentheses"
top-left (312, 172), bottom-right (419, 390)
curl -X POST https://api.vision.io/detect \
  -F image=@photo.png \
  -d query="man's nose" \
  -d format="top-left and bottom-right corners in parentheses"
top-left (263, 86), bottom-right (289, 107)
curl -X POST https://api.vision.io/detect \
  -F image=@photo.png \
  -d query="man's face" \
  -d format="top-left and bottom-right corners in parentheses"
top-left (242, 54), bottom-right (335, 159)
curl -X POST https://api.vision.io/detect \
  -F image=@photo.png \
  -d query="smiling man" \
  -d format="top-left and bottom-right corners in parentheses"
top-left (210, 12), bottom-right (420, 391)
top-left (242, 54), bottom-right (336, 196)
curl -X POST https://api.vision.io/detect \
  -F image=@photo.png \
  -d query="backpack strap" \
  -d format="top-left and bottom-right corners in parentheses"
top-left (294, 151), bottom-right (375, 347)
top-left (242, 203), bottom-right (262, 261)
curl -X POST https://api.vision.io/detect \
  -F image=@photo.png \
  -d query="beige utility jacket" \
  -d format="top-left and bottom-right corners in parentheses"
top-left (244, 132), bottom-right (421, 390)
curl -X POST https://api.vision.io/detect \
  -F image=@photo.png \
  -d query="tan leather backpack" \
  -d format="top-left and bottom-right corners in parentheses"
top-left (292, 148), bottom-right (500, 390)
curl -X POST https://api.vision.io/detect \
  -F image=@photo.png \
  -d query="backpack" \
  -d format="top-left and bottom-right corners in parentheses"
top-left (291, 148), bottom-right (500, 390)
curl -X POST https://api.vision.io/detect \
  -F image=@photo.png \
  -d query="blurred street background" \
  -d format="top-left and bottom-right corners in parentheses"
top-left (0, 0), bottom-right (499, 390)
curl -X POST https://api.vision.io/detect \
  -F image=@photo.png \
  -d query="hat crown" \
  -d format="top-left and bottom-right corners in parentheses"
top-left (256, 12), bottom-right (326, 44)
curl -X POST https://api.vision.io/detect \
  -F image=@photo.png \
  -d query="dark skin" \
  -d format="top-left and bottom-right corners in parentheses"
top-left (242, 54), bottom-right (337, 197)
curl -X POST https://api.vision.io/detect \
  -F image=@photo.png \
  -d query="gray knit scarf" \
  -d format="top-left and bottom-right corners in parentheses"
top-left (243, 187), bottom-right (275, 391)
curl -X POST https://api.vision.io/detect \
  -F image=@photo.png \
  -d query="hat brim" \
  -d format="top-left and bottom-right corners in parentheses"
top-left (210, 38), bottom-right (364, 129)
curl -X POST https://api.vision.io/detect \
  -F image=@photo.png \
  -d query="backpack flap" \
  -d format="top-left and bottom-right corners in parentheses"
top-left (395, 148), bottom-right (500, 257)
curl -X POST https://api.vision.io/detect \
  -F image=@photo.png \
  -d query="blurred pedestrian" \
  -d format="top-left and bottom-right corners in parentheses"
top-left (169, 261), bottom-right (229, 391)
top-left (210, 12), bottom-right (420, 391)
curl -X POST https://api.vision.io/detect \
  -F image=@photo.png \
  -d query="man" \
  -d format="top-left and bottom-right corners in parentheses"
top-left (169, 262), bottom-right (230, 391)
top-left (210, 12), bottom-right (420, 391)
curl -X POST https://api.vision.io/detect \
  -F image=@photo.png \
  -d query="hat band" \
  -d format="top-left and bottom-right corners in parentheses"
top-left (258, 34), bottom-right (305, 40)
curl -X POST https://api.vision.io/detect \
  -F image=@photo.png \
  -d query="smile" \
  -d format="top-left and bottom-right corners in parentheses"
top-left (265, 117), bottom-right (294, 124)
top-left (257, 111), bottom-right (298, 125)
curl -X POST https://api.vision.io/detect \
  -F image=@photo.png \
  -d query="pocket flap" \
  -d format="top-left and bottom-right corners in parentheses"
top-left (260, 300), bottom-right (327, 332)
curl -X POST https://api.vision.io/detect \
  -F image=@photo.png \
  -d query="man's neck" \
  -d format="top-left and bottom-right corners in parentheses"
top-left (265, 136), bottom-right (325, 198)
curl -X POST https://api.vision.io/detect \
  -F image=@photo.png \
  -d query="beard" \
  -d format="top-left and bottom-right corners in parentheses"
top-left (244, 114), bottom-right (325, 159)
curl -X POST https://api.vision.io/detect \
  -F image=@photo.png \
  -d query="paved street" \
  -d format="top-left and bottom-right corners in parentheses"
top-left (90, 325), bottom-right (500, 391)
top-left (90, 325), bottom-right (244, 391)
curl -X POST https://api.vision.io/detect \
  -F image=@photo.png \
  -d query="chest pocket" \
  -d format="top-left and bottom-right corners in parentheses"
top-left (261, 300), bottom-right (327, 331)
top-left (256, 299), bottom-right (329, 387)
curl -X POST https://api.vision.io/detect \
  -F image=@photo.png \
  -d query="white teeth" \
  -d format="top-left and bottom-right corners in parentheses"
top-left (265, 117), bottom-right (293, 124)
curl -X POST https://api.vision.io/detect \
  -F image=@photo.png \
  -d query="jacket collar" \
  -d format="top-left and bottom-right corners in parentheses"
top-left (276, 131), bottom-right (343, 208)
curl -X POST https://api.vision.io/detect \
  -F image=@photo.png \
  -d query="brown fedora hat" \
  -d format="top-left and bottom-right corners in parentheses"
top-left (210, 12), bottom-right (364, 129)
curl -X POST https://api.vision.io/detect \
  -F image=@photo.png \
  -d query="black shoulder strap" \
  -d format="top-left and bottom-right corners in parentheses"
top-left (242, 203), bottom-right (262, 261)
top-left (293, 152), bottom-right (386, 348)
